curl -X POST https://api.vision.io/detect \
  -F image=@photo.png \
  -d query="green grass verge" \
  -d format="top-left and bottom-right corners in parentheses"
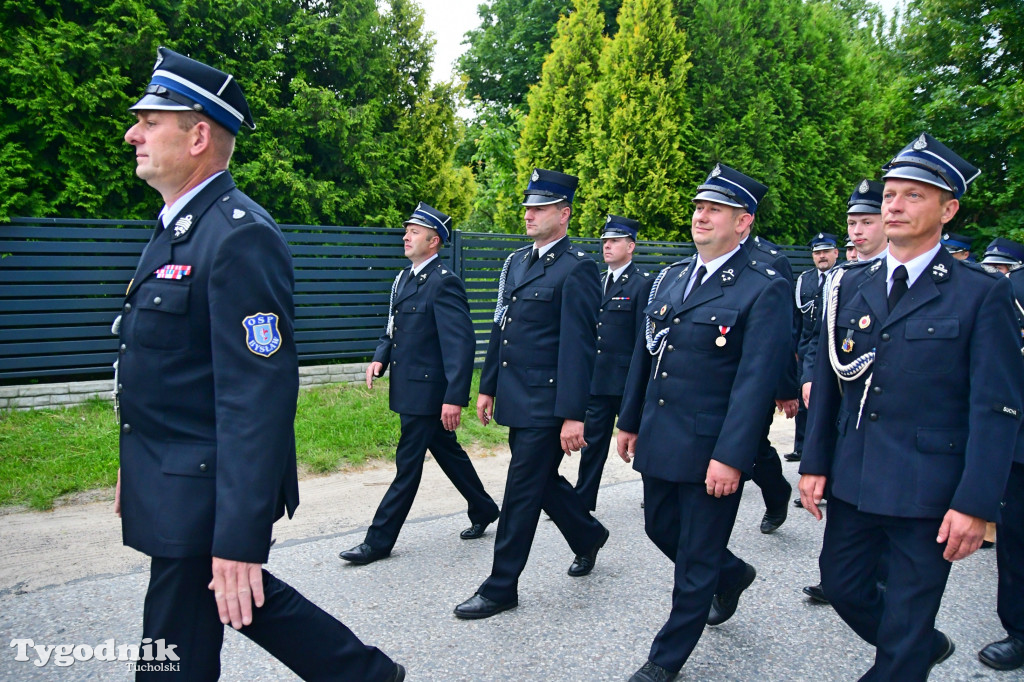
top-left (0, 371), bottom-right (508, 511)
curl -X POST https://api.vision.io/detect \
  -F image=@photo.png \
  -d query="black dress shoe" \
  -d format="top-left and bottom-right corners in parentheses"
top-left (338, 542), bottom-right (390, 565)
top-left (793, 497), bottom-right (803, 508)
top-left (628, 660), bottom-right (679, 682)
top-left (981, 539), bottom-right (995, 549)
top-left (783, 451), bottom-right (802, 462)
top-left (802, 583), bottom-right (829, 604)
top-left (928, 631), bottom-right (955, 674)
top-left (453, 593), bottom-right (518, 620)
top-left (386, 663), bottom-right (406, 682)
top-left (568, 526), bottom-right (610, 577)
top-left (707, 562), bottom-right (756, 626)
top-left (979, 635), bottom-right (1024, 670)
top-left (760, 505), bottom-right (788, 534)
top-left (460, 522), bottom-right (491, 539)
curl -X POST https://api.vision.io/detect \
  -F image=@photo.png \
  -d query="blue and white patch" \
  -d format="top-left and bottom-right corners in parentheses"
top-left (243, 313), bottom-right (282, 357)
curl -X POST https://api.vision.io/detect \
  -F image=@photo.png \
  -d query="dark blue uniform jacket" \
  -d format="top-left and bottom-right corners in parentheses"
top-left (591, 262), bottom-right (654, 397)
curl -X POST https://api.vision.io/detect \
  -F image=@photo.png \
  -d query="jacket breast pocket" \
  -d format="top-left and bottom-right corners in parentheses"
top-left (409, 364), bottom-right (444, 383)
top-left (133, 282), bottom-right (191, 351)
top-left (518, 286), bottom-right (555, 321)
top-left (902, 318), bottom-right (958, 374)
top-left (604, 298), bottom-right (634, 325)
top-left (690, 307), bottom-right (739, 350)
top-left (834, 307), bottom-right (874, 359)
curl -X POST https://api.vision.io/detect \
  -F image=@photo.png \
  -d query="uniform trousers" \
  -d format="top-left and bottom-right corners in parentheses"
top-left (820, 497), bottom-right (952, 682)
top-left (140, 556), bottom-right (395, 681)
top-left (751, 406), bottom-right (792, 512)
top-left (478, 425), bottom-right (606, 603)
top-left (365, 413), bottom-right (499, 551)
top-left (793, 401), bottom-right (807, 454)
top-left (576, 394), bottom-right (621, 511)
top-left (642, 476), bottom-right (746, 674)
top-left (997, 462), bottom-right (1024, 641)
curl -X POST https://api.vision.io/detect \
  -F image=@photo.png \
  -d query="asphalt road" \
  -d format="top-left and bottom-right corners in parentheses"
top-left (0, 463), bottom-right (1014, 681)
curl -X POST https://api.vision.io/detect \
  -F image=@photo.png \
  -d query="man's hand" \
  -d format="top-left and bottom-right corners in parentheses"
top-left (705, 459), bottom-right (741, 497)
top-left (441, 403), bottom-right (462, 431)
top-left (776, 398), bottom-right (799, 419)
top-left (114, 468), bottom-right (121, 517)
top-left (365, 361), bottom-right (384, 388)
top-left (798, 474), bottom-right (827, 520)
top-left (477, 394), bottom-right (494, 426)
top-left (560, 419), bottom-right (586, 455)
top-left (802, 382), bottom-right (812, 408)
top-left (209, 557), bottom-right (265, 630)
top-left (617, 431), bottom-right (638, 463)
top-left (937, 509), bottom-right (987, 561)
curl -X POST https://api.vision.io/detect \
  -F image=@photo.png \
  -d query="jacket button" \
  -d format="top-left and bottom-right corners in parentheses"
top-left (667, 345), bottom-right (674, 351)
top-left (597, 349), bottom-right (602, 354)
top-left (872, 386), bottom-right (881, 394)
top-left (869, 413), bottom-right (878, 421)
top-left (412, 306), bottom-right (416, 311)
top-left (512, 296), bottom-right (517, 302)
top-left (153, 296), bottom-right (162, 305)
top-left (927, 327), bottom-right (935, 334)
top-left (881, 333), bottom-right (890, 341)
top-left (673, 318), bottom-right (680, 324)
top-left (123, 303), bottom-right (132, 313)
top-left (117, 384), bottom-right (123, 392)
top-left (548, 378), bottom-right (554, 383)
top-left (661, 372), bottom-right (668, 378)
top-left (503, 339), bottom-right (508, 345)
top-left (502, 361), bottom-right (507, 367)
top-left (121, 423), bottom-right (131, 434)
top-left (597, 322), bottom-right (602, 327)
top-left (424, 374), bottom-right (429, 379)
top-left (711, 315), bottom-right (717, 321)
top-left (597, 336), bottom-right (602, 341)
top-left (506, 318), bottom-right (512, 323)
top-left (534, 292), bottom-right (539, 297)
top-left (948, 442), bottom-right (955, 449)
top-left (658, 399), bottom-right (665, 406)
top-left (599, 308), bottom-right (604, 313)
top-left (199, 463), bottom-right (208, 472)
top-left (119, 344), bottom-right (127, 353)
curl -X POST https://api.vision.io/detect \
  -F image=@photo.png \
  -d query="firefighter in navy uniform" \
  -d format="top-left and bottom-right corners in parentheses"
top-left (941, 231), bottom-right (975, 262)
top-left (617, 165), bottom-right (792, 682)
top-left (115, 48), bottom-right (403, 681)
top-left (453, 169), bottom-right (609, 620)
top-left (785, 233), bottom-right (839, 463)
top-left (799, 133), bottom-right (1024, 681)
top-left (574, 215), bottom-right (654, 511)
top-left (339, 203), bottom-right (500, 565)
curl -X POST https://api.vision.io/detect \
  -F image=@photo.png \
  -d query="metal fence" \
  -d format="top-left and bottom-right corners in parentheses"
top-left (0, 217), bottom-right (814, 382)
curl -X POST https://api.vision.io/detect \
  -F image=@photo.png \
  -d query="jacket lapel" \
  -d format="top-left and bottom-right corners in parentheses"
top-left (881, 250), bottom-right (950, 328)
top-left (510, 237), bottom-right (570, 291)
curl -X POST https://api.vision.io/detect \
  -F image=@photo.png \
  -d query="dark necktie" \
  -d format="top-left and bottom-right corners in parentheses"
top-left (684, 265), bottom-right (707, 301)
top-left (888, 264), bottom-right (908, 312)
top-left (604, 273), bottom-right (613, 295)
top-left (528, 248), bottom-right (539, 268)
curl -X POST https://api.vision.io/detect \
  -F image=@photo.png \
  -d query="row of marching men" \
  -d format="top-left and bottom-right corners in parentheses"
top-left (117, 46), bottom-right (1023, 682)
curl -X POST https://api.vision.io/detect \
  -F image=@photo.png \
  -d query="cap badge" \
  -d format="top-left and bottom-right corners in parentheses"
top-left (858, 315), bottom-right (871, 329)
top-left (913, 133), bottom-right (928, 150)
top-left (606, 215), bottom-right (612, 223)
top-left (232, 209), bottom-right (246, 219)
top-left (173, 214), bottom-right (193, 238)
top-left (859, 179), bottom-right (869, 194)
top-left (153, 53), bottom-right (164, 69)
top-left (531, 170), bottom-right (540, 182)
top-left (943, 233), bottom-right (950, 240)
top-left (817, 233), bottom-right (824, 239)
top-left (711, 164), bottom-right (722, 178)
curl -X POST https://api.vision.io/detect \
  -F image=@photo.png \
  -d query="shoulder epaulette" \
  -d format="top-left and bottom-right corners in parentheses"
top-left (747, 258), bottom-right (782, 279)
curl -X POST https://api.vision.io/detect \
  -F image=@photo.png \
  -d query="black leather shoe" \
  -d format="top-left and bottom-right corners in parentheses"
top-left (760, 505), bottom-right (788, 534)
top-left (386, 663), bottom-right (406, 682)
top-left (568, 526), bottom-right (610, 577)
top-left (628, 660), bottom-right (679, 682)
top-left (793, 497), bottom-right (803, 508)
top-left (707, 562), bottom-right (756, 626)
top-left (338, 542), bottom-right (390, 565)
top-left (979, 636), bottom-right (1024, 670)
top-left (981, 540), bottom-right (995, 549)
top-left (453, 593), bottom-right (518, 620)
top-left (928, 631), bottom-right (955, 674)
top-left (460, 522), bottom-right (491, 539)
top-left (802, 583), bottom-right (829, 604)
top-left (783, 451), bottom-right (802, 462)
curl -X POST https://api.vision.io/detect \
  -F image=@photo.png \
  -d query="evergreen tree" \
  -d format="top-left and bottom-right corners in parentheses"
top-left (515, 0), bottom-right (606, 202)
top-left (579, 0), bottom-right (696, 241)
top-left (461, 105), bottom-right (524, 233)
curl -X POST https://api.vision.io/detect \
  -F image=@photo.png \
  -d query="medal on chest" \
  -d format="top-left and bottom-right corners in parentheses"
top-left (716, 326), bottom-right (731, 347)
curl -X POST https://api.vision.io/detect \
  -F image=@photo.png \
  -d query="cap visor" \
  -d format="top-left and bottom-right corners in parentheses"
top-left (847, 203), bottom-right (881, 214)
top-left (882, 166), bottom-right (954, 193)
top-left (522, 194), bottom-right (565, 207)
top-left (692, 190), bottom-right (744, 209)
top-left (129, 94), bottom-right (193, 112)
top-left (812, 245), bottom-right (837, 251)
top-left (600, 231), bottom-right (633, 240)
top-left (982, 255), bottom-right (1020, 265)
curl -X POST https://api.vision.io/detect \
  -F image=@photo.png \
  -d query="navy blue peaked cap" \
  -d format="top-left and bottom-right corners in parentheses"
top-left (600, 215), bottom-right (640, 240)
top-left (130, 47), bottom-right (255, 135)
top-left (981, 238), bottom-right (1024, 266)
top-left (941, 231), bottom-right (972, 253)
top-left (881, 133), bottom-right (979, 199)
top-left (847, 179), bottom-right (884, 214)
top-left (693, 164), bottom-right (768, 214)
top-left (404, 202), bottom-right (452, 243)
top-left (809, 233), bottom-right (839, 251)
top-left (522, 168), bottom-right (579, 206)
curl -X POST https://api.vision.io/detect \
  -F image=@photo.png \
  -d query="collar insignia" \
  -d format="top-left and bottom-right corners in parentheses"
top-left (870, 260), bottom-right (882, 273)
top-left (173, 214), bottom-right (193, 238)
top-left (232, 209), bottom-right (246, 219)
top-left (766, 268), bottom-right (776, 275)
top-left (932, 263), bottom-right (948, 278)
top-left (441, 269), bottom-right (448, 274)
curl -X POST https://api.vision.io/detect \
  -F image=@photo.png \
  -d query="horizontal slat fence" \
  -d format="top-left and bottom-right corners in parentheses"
top-left (0, 218), bottom-right (813, 382)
